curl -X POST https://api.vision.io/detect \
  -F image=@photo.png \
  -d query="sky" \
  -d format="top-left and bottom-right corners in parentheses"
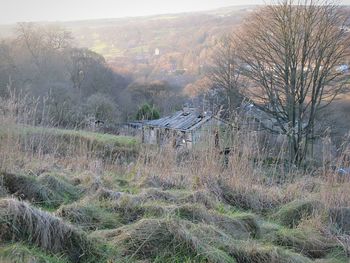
top-left (1, 0), bottom-right (350, 24)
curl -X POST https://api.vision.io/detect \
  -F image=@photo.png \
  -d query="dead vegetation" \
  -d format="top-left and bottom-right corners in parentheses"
top-left (272, 228), bottom-right (338, 258)
top-left (93, 218), bottom-right (313, 263)
top-left (0, 172), bottom-right (63, 208)
top-left (0, 198), bottom-right (105, 263)
top-left (0, 166), bottom-right (348, 262)
top-left (275, 199), bottom-right (325, 228)
top-left (0, 185), bottom-right (7, 198)
top-left (0, 96), bottom-right (349, 262)
top-left (57, 201), bottom-right (121, 230)
top-left (0, 243), bottom-right (69, 263)
top-left (0, 172), bottom-right (81, 208)
top-left (219, 181), bottom-right (283, 213)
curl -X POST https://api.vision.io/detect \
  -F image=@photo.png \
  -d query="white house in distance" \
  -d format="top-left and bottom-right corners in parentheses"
top-left (154, 48), bottom-right (160, 56)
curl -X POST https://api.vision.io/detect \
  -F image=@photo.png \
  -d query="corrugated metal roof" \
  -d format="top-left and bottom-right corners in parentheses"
top-left (143, 109), bottom-right (213, 131)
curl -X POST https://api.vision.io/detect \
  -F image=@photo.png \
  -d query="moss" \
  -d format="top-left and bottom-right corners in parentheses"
top-left (275, 199), bottom-right (324, 228)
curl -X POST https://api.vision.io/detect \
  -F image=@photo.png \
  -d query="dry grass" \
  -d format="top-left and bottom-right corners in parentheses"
top-left (0, 172), bottom-right (64, 208)
top-left (0, 243), bottom-right (69, 263)
top-left (93, 218), bottom-right (312, 263)
top-left (0, 94), bottom-right (349, 262)
top-left (272, 227), bottom-right (338, 258)
top-left (0, 184), bottom-right (7, 198)
top-left (57, 200), bottom-right (121, 231)
top-left (274, 199), bottom-right (325, 228)
top-left (0, 198), bottom-right (104, 262)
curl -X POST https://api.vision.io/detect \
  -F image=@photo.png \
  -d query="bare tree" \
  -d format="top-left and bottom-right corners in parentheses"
top-left (209, 35), bottom-right (243, 119)
top-left (234, 0), bottom-right (350, 165)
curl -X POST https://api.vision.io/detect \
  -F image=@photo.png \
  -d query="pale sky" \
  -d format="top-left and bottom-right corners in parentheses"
top-left (0, 0), bottom-right (350, 24)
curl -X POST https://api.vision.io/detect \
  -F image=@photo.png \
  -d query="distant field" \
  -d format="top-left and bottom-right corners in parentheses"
top-left (0, 124), bottom-right (139, 160)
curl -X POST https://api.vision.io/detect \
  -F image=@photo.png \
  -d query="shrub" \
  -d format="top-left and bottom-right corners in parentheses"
top-left (135, 103), bottom-right (160, 120)
top-left (85, 93), bottom-right (119, 124)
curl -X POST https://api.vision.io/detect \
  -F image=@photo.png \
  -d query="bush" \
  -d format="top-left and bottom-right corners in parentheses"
top-left (85, 93), bottom-right (119, 124)
top-left (135, 103), bottom-right (160, 120)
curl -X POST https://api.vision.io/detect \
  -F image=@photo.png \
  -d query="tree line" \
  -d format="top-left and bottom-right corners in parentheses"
top-left (0, 23), bottom-right (184, 128)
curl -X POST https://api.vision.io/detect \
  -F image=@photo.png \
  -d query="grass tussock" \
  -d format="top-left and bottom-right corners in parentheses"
top-left (228, 242), bottom-right (312, 263)
top-left (112, 190), bottom-right (259, 239)
top-left (0, 198), bottom-right (105, 262)
top-left (39, 173), bottom-right (82, 202)
top-left (219, 181), bottom-right (282, 213)
top-left (94, 187), bottom-right (123, 200)
top-left (145, 203), bottom-right (260, 239)
top-left (93, 218), bottom-right (312, 263)
top-left (0, 185), bottom-right (7, 198)
top-left (139, 188), bottom-right (218, 209)
top-left (275, 199), bottom-right (324, 228)
top-left (272, 227), bottom-right (338, 258)
top-left (95, 218), bottom-right (235, 263)
top-left (57, 201), bottom-right (121, 230)
top-left (329, 207), bottom-right (350, 234)
top-left (0, 243), bottom-right (69, 263)
top-left (1, 172), bottom-right (64, 208)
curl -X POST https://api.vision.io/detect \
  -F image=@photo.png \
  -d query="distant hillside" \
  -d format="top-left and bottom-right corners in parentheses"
top-left (0, 6), bottom-right (255, 88)
top-left (64, 6), bottom-right (254, 79)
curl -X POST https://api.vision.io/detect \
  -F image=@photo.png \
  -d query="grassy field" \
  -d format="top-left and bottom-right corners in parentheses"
top-left (0, 124), bottom-right (137, 146)
top-left (0, 122), bottom-right (349, 262)
top-left (0, 124), bottom-right (138, 164)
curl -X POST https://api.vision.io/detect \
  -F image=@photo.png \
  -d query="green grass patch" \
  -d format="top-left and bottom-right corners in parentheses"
top-left (274, 199), bottom-right (324, 228)
top-left (0, 124), bottom-right (139, 161)
top-left (271, 227), bottom-right (337, 258)
top-left (0, 243), bottom-right (69, 263)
